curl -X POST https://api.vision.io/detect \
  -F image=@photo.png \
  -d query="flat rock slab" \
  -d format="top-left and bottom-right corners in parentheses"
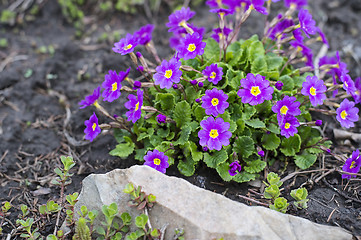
top-left (74, 166), bottom-right (352, 240)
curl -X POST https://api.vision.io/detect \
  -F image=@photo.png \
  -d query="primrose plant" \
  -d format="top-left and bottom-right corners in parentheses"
top-left (79, 0), bottom-right (360, 182)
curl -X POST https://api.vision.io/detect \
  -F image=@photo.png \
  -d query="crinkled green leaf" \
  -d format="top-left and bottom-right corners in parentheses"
top-left (216, 161), bottom-right (233, 182)
top-left (203, 149), bottom-right (228, 168)
top-left (233, 171), bottom-right (257, 183)
top-left (251, 56), bottom-right (267, 74)
top-left (184, 141), bottom-right (203, 162)
top-left (233, 136), bottom-right (255, 158)
top-left (137, 128), bottom-right (154, 141)
top-left (226, 69), bottom-right (244, 90)
top-left (113, 129), bottom-right (131, 143)
top-left (173, 100), bottom-right (192, 128)
top-left (294, 151), bottom-right (317, 169)
top-left (150, 135), bottom-right (162, 147)
top-left (266, 55), bottom-right (283, 71)
top-left (226, 41), bottom-right (243, 66)
top-left (185, 85), bottom-right (199, 103)
top-left (177, 156), bottom-right (196, 176)
top-left (248, 40), bottom-right (265, 60)
top-left (174, 126), bottom-right (192, 146)
top-left (157, 128), bottom-right (170, 138)
top-left (203, 38), bottom-right (220, 61)
top-left (194, 105), bottom-right (206, 122)
top-left (279, 75), bottom-right (294, 92)
top-left (244, 159), bottom-right (267, 173)
top-left (266, 123), bottom-right (280, 134)
top-left (280, 134), bottom-right (301, 156)
top-left (155, 93), bottom-right (175, 110)
top-left (244, 118), bottom-right (266, 129)
top-left (241, 104), bottom-right (256, 120)
top-left (109, 142), bottom-right (135, 158)
top-left (262, 133), bottom-right (281, 150)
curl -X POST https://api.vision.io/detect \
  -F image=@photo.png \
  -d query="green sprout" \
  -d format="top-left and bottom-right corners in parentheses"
top-left (269, 197), bottom-right (289, 214)
top-left (290, 187), bottom-right (309, 209)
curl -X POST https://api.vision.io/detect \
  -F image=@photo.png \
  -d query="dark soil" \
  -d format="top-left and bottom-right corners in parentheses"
top-left (0, 0), bottom-right (361, 238)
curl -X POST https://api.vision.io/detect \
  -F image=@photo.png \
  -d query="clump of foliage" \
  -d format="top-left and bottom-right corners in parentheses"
top-left (78, 0), bottom-right (360, 183)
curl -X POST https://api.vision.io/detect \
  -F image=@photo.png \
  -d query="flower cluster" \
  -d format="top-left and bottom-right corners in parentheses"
top-left (78, 0), bottom-right (360, 183)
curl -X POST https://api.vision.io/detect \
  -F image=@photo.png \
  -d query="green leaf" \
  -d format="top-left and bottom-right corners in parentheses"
top-left (279, 75), bottom-right (294, 92)
top-left (177, 156), bottom-right (196, 176)
top-left (248, 40), bottom-right (265, 60)
top-left (251, 56), bottom-right (267, 74)
top-left (294, 152), bottom-right (317, 169)
top-left (155, 93), bottom-right (175, 110)
top-left (266, 54), bottom-right (283, 71)
top-left (194, 105), bottom-right (206, 122)
top-left (184, 141), bottom-right (203, 162)
top-left (157, 128), bottom-right (170, 138)
top-left (109, 142), bottom-right (135, 158)
top-left (233, 136), bottom-right (255, 158)
top-left (280, 134), bottom-right (301, 156)
top-left (244, 159), bottom-right (266, 173)
top-left (203, 38), bottom-right (220, 61)
top-left (137, 128), bottom-right (154, 141)
top-left (185, 85), bottom-right (199, 103)
top-left (174, 126), bottom-right (192, 146)
top-left (241, 104), bottom-right (256, 120)
top-left (150, 135), bottom-right (162, 147)
top-left (261, 133), bottom-right (280, 150)
top-left (135, 214), bottom-right (148, 229)
top-left (134, 149), bottom-right (147, 161)
top-left (203, 149), bottom-right (228, 168)
top-left (233, 171), bottom-right (257, 183)
top-left (173, 101), bottom-right (192, 128)
top-left (226, 69), bottom-right (244, 90)
top-left (121, 212), bottom-right (132, 225)
top-left (266, 123), bottom-right (280, 134)
top-left (216, 161), bottom-right (233, 182)
top-left (96, 226), bottom-right (106, 236)
top-left (244, 119), bottom-right (266, 129)
top-left (226, 41), bottom-right (243, 66)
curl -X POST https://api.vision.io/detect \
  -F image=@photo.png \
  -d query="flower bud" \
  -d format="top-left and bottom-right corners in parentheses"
top-left (156, 114), bottom-right (167, 124)
top-left (133, 81), bottom-right (142, 89)
top-left (190, 80), bottom-right (198, 85)
top-left (137, 66), bottom-right (144, 72)
top-left (195, 98), bottom-right (201, 103)
top-left (172, 84), bottom-right (178, 89)
top-left (275, 81), bottom-right (283, 90)
top-left (315, 120), bottom-right (322, 126)
top-left (198, 82), bottom-right (204, 87)
top-left (136, 52), bottom-right (142, 58)
top-left (202, 147), bottom-right (208, 151)
top-left (258, 150), bottom-right (265, 157)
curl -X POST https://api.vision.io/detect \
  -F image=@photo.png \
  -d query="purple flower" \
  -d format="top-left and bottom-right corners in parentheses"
top-left (237, 73), bottom-right (274, 106)
top-left (169, 23), bottom-right (205, 49)
top-left (258, 150), bottom-right (265, 157)
top-left (79, 86), bottom-right (101, 109)
top-left (250, 0), bottom-right (268, 15)
top-left (267, 18), bottom-right (294, 41)
top-left (298, 9), bottom-right (317, 38)
top-left (202, 63), bottom-right (223, 85)
top-left (229, 161), bottom-right (242, 176)
top-left (201, 88), bottom-right (229, 117)
top-left (125, 89), bottom-right (143, 123)
top-left (351, 77), bottom-right (361, 104)
top-left (272, 96), bottom-right (301, 121)
top-left (301, 75), bottom-right (326, 107)
top-left (157, 114), bottom-right (167, 124)
top-left (102, 68), bottom-right (130, 102)
top-left (284, 0), bottom-right (307, 9)
top-left (190, 79), bottom-right (198, 85)
top-left (293, 28), bottom-right (304, 43)
top-left (211, 27), bottom-right (232, 43)
top-left (143, 149), bottom-right (169, 173)
top-left (198, 82), bottom-right (204, 87)
top-left (154, 58), bottom-right (182, 89)
top-left (198, 116), bottom-right (232, 151)
top-left (166, 7), bottom-right (196, 33)
top-left (342, 149), bottom-right (361, 179)
top-left (176, 32), bottom-right (206, 60)
top-left (275, 81), bottom-right (283, 90)
top-left (340, 73), bottom-right (356, 96)
top-left (112, 33), bottom-right (137, 55)
top-left (290, 40), bottom-right (314, 68)
top-left (316, 27), bottom-right (329, 48)
top-left (133, 81), bottom-right (142, 89)
top-left (279, 115), bottom-right (300, 138)
top-left (210, 8), bottom-right (233, 18)
top-left (336, 99), bottom-right (359, 128)
top-left (315, 120), bottom-right (322, 126)
top-left (133, 24), bottom-right (154, 45)
top-left (319, 51), bottom-right (348, 79)
top-left (84, 112), bottom-right (101, 142)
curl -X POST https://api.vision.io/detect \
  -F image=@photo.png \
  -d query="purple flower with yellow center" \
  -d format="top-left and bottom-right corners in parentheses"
top-left (211, 27), bottom-right (232, 43)
top-left (237, 73), bottom-right (274, 106)
top-left (202, 63), bottom-right (223, 85)
top-left (267, 18), bottom-right (294, 41)
top-left (125, 89), bottom-right (143, 123)
top-left (166, 7), bottom-right (196, 33)
top-left (342, 149), bottom-right (361, 179)
top-left (210, 8), bottom-right (233, 18)
top-left (250, 0), bottom-right (268, 15)
top-left (143, 149), bottom-right (169, 174)
top-left (102, 68), bottom-right (130, 102)
top-left (169, 23), bottom-right (205, 49)
top-left (133, 24), bottom-right (154, 45)
top-left (176, 32), bottom-right (206, 60)
top-left (229, 161), bottom-right (242, 176)
top-left (340, 73), bottom-right (356, 96)
top-left (112, 33), bottom-right (137, 55)
top-left (84, 112), bottom-right (101, 142)
top-left (201, 88), bottom-right (229, 117)
top-left (153, 58), bottom-right (182, 89)
top-left (351, 77), bottom-right (361, 104)
top-left (279, 115), bottom-right (300, 138)
top-left (198, 116), bottom-right (232, 151)
top-left (79, 86), bottom-right (101, 109)
top-left (272, 96), bottom-right (301, 121)
top-left (297, 9), bottom-right (317, 38)
top-left (301, 75), bottom-right (326, 107)
top-left (290, 40), bottom-right (314, 68)
top-left (336, 98), bottom-right (359, 128)
top-left (284, 0), bottom-right (307, 9)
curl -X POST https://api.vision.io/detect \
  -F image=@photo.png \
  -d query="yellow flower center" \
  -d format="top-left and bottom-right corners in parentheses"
top-left (124, 44), bottom-right (133, 50)
top-left (309, 87), bottom-right (316, 96)
top-left (356, 90), bottom-right (360, 96)
top-left (218, 33), bottom-right (224, 40)
top-left (340, 110), bottom-right (347, 119)
top-left (135, 102), bottom-right (139, 111)
top-left (187, 43), bottom-right (196, 52)
top-left (153, 158), bottom-right (161, 165)
top-left (112, 82), bottom-right (117, 92)
top-left (296, 46), bottom-right (303, 52)
top-left (251, 86), bottom-right (261, 96)
top-left (92, 123), bottom-right (97, 131)
top-left (165, 69), bottom-right (173, 79)
top-left (280, 106), bottom-right (288, 115)
top-left (344, 82), bottom-right (348, 88)
top-left (284, 123), bottom-right (291, 129)
top-left (209, 129), bottom-right (219, 139)
top-left (211, 98), bottom-right (219, 106)
top-left (210, 72), bottom-right (216, 79)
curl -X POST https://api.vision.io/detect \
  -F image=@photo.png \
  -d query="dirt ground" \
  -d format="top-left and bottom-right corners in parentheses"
top-left (0, 0), bottom-right (361, 238)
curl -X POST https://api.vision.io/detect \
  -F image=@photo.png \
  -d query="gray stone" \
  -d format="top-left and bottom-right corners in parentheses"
top-left (73, 166), bottom-right (352, 240)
